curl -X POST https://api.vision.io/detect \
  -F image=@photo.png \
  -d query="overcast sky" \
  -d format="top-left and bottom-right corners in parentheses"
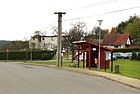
top-left (0, 0), bottom-right (140, 40)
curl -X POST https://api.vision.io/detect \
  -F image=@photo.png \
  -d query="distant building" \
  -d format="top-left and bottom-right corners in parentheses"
top-left (29, 34), bottom-right (68, 50)
top-left (102, 34), bottom-right (132, 48)
top-left (29, 35), bottom-right (58, 50)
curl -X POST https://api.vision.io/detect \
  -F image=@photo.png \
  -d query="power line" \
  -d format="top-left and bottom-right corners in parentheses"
top-left (67, 0), bottom-right (119, 12)
top-left (36, 5), bottom-right (140, 32)
top-left (103, 5), bottom-right (140, 15)
top-left (39, 22), bottom-right (56, 31)
top-left (33, 0), bottom-right (120, 32)
top-left (38, 1), bottom-right (120, 31)
top-left (64, 5), bottom-right (140, 21)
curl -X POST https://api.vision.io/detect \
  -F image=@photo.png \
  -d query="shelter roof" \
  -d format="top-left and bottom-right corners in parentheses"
top-left (73, 41), bottom-right (112, 51)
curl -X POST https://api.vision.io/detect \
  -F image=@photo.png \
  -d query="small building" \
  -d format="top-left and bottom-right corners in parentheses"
top-left (73, 41), bottom-right (112, 69)
top-left (102, 34), bottom-right (132, 48)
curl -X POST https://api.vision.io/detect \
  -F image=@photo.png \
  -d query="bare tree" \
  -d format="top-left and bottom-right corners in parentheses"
top-left (51, 26), bottom-right (58, 35)
top-left (62, 21), bottom-right (87, 61)
top-left (91, 26), bottom-right (99, 35)
top-left (85, 26), bottom-right (109, 44)
top-left (34, 31), bottom-right (42, 35)
top-left (85, 26), bottom-right (99, 43)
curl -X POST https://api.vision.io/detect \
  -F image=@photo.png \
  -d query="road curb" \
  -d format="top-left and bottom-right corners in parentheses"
top-left (61, 67), bottom-right (140, 90)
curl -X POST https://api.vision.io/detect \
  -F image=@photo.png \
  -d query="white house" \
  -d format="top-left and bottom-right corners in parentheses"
top-left (29, 35), bottom-right (58, 50)
top-left (29, 34), bottom-right (68, 50)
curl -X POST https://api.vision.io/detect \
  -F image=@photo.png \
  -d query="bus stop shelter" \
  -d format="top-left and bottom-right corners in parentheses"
top-left (73, 41), bottom-right (112, 69)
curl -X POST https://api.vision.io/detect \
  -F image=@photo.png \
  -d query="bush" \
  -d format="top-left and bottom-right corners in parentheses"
top-left (0, 51), bottom-right (27, 60)
top-left (41, 53), bottom-right (54, 60)
top-left (137, 52), bottom-right (140, 60)
top-left (0, 50), bottom-right (55, 60)
top-left (113, 48), bottom-right (140, 52)
top-left (131, 51), bottom-right (137, 60)
top-left (131, 51), bottom-right (140, 61)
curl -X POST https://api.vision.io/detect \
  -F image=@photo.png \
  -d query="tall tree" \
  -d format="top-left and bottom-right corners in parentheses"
top-left (110, 27), bottom-right (117, 34)
top-left (85, 27), bottom-right (109, 44)
top-left (85, 26), bottom-right (99, 43)
top-left (116, 21), bottom-right (127, 34)
top-left (100, 29), bottom-right (109, 40)
top-left (116, 15), bottom-right (138, 34)
top-left (62, 22), bottom-right (86, 61)
top-left (124, 16), bottom-right (140, 44)
top-left (0, 40), bottom-right (11, 50)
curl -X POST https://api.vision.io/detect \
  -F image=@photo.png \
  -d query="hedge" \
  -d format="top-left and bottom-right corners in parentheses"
top-left (113, 48), bottom-right (140, 52)
top-left (41, 53), bottom-right (53, 60)
top-left (0, 50), bottom-right (55, 60)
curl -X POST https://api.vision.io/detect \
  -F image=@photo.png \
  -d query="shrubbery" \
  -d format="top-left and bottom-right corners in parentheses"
top-left (0, 50), bottom-right (55, 60)
top-left (137, 52), bottom-right (140, 60)
top-left (113, 48), bottom-right (140, 52)
top-left (41, 53), bottom-right (54, 60)
top-left (131, 51), bottom-right (140, 60)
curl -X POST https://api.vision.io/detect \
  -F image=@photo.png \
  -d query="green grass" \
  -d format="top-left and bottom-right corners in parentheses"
top-left (98, 59), bottom-right (140, 79)
top-left (27, 59), bottom-right (84, 68)
top-left (27, 59), bottom-right (72, 67)
top-left (28, 60), bottom-right (57, 65)
top-left (113, 59), bottom-right (140, 79)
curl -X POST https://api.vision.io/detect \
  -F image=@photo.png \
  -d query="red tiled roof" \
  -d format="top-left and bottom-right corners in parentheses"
top-left (102, 34), bottom-right (130, 46)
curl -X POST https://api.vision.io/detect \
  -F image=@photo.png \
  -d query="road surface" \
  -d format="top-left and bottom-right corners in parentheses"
top-left (0, 62), bottom-right (139, 94)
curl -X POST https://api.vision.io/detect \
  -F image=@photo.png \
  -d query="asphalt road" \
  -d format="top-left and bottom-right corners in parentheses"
top-left (0, 62), bottom-right (139, 94)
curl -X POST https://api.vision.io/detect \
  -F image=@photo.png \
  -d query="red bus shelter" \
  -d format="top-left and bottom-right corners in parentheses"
top-left (73, 41), bottom-right (112, 69)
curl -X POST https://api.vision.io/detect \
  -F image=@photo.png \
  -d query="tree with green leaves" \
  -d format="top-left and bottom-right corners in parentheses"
top-left (110, 27), bottom-right (117, 34)
top-left (7, 41), bottom-right (29, 50)
top-left (0, 40), bottom-right (29, 51)
top-left (116, 15), bottom-right (139, 34)
top-left (124, 16), bottom-right (140, 45)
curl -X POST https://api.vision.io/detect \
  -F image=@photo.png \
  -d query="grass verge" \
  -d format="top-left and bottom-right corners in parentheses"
top-left (113, 59), bottom-right (140, 79)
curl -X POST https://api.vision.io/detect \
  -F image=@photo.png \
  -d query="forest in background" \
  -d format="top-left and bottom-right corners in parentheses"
top-left (0, 40), bottom-right (29, 50)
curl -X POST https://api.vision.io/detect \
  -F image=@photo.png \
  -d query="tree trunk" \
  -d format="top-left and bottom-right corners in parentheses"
top-left (72, 49), bottom-right (75, 62)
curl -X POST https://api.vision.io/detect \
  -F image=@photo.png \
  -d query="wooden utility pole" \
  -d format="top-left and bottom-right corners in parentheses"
top-left (54, 12), bottom-right (66, 67)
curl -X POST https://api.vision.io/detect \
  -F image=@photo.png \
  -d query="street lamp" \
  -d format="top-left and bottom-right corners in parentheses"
top-left (97, 20), bottom-right (103, 70)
